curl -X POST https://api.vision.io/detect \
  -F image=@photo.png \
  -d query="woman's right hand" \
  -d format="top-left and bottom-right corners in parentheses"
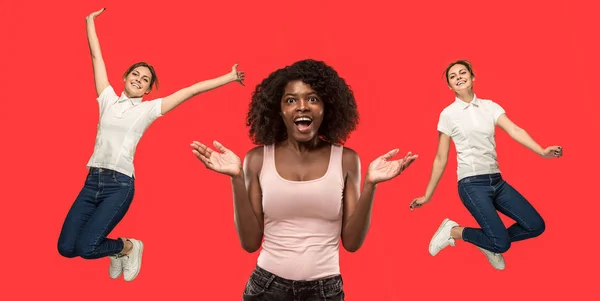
top-left (86, 8), bottom-right (106, 21)
top-left (409, 196), bottom-right (431, 211)
top-left (230, 63), bottom-right (246, 86)
top-left (191, 140), bottom-right (243, 177)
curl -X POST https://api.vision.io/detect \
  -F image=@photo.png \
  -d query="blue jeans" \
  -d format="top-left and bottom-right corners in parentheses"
top-left (458, 173), bottom-right (545, 253)
top-left (57, 167), bottom-right (135, 259)
top-left (242, 266), bottom-right (345, 301)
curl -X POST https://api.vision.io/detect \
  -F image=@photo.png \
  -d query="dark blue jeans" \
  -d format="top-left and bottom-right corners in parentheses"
top-left (57, 167), bottom-right (135, 259)
top-left (458, 173), bottom-right (546, 253)
top-left (242, 266), bottom-right (345, 301)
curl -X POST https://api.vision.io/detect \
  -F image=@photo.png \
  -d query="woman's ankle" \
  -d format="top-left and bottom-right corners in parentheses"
top-left (119, 238), bottom-right (133, 256)
top-left (451, 226), bottom-right (464, 240)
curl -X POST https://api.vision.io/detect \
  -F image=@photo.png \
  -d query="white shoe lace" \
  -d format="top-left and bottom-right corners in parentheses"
top-left (109, 256), bottom-right (121, 267)
top-left (491, 253), bottom-right (503, 263)
top-left (121, 240), bottom-right (136, 272)
top-left (122, 255), bottom-right (133, 272)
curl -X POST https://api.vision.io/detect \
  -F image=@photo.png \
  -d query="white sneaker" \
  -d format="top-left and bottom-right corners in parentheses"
top-left (108, 255), bottom-right (123, 279)
top-left (429, 218), bottom-right (459, 256)
top-left (122, 239), bottom-right (144, 282)
top-left (477, 247), bottom-right (506, 270)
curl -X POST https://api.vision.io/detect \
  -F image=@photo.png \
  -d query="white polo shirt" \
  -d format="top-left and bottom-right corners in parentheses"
top-left (437, 94), bottom-right (506, 181)
top-left (86, 85), bottom-right (163, 178)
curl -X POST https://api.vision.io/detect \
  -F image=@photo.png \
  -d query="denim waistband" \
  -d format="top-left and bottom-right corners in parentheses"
top-left (253, 265), bottom-right (342, 288)
top-left (459, 172), bottom-right (502, 184)
top-left (88, 167), bottom-right (132, 179)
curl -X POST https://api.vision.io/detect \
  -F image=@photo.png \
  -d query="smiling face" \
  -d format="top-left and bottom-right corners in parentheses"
top-left (446, 63), bottom-right (475, 93)
top-left (123, 66), bottom-right (153, 97)
top-left (280, 80), bottom-right (325, 143)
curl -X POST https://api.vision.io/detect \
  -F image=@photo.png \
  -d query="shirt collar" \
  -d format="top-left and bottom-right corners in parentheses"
top-left (454, 94), bottom-right (479, 109)
top-left (118, 92), bottom-right (143, 105)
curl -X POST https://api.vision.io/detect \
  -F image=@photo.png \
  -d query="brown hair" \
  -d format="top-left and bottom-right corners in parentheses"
top-left (443, 60), bottom-right (475, 85)
top-left (122, 62), bottom-right (159, 92)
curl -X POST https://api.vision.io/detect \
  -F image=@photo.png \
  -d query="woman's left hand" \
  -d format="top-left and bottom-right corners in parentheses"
top-left (366, 149), bottom-right (418, 185)
top-left (541, 145), bottom-right (563, 158)
top-left (86, 8), bottom-right (105, 21)
top-left (231, 63), bottom-right (245, 86)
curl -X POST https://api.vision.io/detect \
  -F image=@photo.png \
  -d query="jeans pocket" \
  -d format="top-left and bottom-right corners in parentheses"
top-left (323, 278), bottom-right (344, 299)
top-left (243, 273), bottom-right (269, 298)
top-left (112, 172), bottom-right (133, 187)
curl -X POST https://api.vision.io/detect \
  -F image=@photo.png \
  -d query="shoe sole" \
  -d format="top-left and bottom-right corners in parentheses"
top-left (429, 218), bottom-right (451, 256)
top-left (124, 241), bottom-right (144, 282)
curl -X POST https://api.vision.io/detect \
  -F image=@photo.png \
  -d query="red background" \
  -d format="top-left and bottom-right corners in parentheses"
top-left (1, 0), bottom-right (598, 300)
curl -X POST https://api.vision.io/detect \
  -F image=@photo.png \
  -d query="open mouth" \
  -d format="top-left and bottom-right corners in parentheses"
top-left (131, 82), bottom-right (141, 89)
top-left (457, 80), bottom-right (466, 87)
top-left (294, 116), bottom-right (313, 132)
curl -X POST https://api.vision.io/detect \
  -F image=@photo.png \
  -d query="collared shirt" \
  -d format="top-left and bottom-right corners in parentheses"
top-left (86, 86), bottom-right (163, 177)
top-left (437, 94), bottom-right (506, 181)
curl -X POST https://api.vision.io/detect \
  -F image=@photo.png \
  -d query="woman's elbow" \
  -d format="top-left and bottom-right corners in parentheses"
top-left (511, 126), bottom-right (526, 137)
top-left (341, 238), bottom-right (362, 253)
top-left (344, 246), bottom-right (360, 253)
top-left (434, 155), bottom-right (448, 167)
top-left (241, 245), bottom-right (260, 253)
top-left (241, 242), bottom-right (260, 253)
top-left (240, 236), bottom-right (262, 253)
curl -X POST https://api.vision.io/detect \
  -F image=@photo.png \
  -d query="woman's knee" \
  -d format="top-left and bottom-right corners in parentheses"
top-left (57, 243), bottom-right (78, 258)
top-left (530, 216), bottom-right (546, 237)
top-left (75, 240), bottom-right (98, 259)
top-left (492, 237), bottom-right (511, 253)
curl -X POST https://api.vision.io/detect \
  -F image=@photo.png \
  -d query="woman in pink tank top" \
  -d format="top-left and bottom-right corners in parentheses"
top-left (191, 59), bottom-right (418, 301)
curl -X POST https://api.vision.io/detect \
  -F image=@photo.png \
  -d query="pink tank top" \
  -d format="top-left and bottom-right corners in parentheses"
top-left (256, 144), bottom-right (345, 281)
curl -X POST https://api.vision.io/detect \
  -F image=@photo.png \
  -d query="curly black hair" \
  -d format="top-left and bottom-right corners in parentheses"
top-left (246, 59), bottom-right (359, 145)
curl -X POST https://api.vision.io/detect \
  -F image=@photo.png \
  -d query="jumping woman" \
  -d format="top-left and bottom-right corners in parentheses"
top-left (57, 8), bottom-right (245, 282)
top-left (410, 60), bottom-right (563, 270)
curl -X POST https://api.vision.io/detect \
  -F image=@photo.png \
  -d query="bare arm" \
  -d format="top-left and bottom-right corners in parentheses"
top-left (160, 64), bottom-right (245, 115)
top-left (231, 147), bottom-right (264, 253)
top-left (191, 141), bottom-right (263, 252)
top-left (496, 114), bottom-right (544, 155)
top-left (496, 113), bottom-right (564, 158)
top-left (340, 149), bottom-right (372, 252)
top-left (423, 133), bottom-right (451, 200)
top-left (342, 148), bottom-right (417, 252)
top-left (86, 8), bottom-right (109, 96)
top-left (410, 132), bottom-right (451, 209)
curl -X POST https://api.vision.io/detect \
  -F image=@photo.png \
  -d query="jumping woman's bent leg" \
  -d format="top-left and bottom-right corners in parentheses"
top-left (428, 174), bottom-right (510, 261)
top-left (57, 170), bottom-right (101, 258)
top-left (493, 178), bottom-right (546, 242)
top-left (457, 174), bottom-right (511, 270)
top-left (74, 171), bottom-right (134, 258)
top-left (458, 175), bottom-right (511, 253)
top-left (74, 169), bottom-right (141, 281)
